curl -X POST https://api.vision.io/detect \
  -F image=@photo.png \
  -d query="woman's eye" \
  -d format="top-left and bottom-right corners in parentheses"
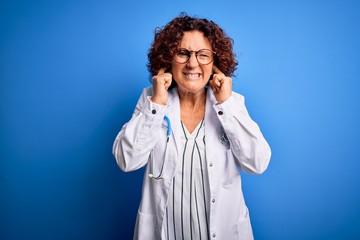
top-left (178, 51), bottom-right (188, 56)
top-left (198, 54), bottom-right (210, 59)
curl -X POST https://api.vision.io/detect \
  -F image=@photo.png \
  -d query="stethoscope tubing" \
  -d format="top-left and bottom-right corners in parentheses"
top-left (148, 115), bottom-right (171, 180)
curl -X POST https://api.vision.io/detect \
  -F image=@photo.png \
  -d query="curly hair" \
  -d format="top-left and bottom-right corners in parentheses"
top-left (147, 13), bottom-right (238, 78)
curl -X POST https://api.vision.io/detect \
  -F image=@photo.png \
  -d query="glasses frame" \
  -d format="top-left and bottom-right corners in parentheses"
top-left (174, 48), bottom-right (216, 65)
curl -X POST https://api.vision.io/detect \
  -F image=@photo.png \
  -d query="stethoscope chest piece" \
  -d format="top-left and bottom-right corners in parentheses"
top-left (217, 125), bottom-right (230, 148)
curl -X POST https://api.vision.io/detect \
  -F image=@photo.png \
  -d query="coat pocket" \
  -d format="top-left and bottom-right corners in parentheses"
top-left (222, 149), bottom-right (241, 188)
top-left (233, 209), bottom-right (254, 240)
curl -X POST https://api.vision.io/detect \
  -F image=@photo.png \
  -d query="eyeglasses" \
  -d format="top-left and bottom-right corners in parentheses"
top-left (174, 48), bottom-right (216, 65)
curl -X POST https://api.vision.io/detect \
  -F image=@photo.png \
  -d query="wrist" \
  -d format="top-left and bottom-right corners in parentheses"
top-left (215, 93), bottom-right (231, 104)
top-left (150, 96), bottom-right (167, 105)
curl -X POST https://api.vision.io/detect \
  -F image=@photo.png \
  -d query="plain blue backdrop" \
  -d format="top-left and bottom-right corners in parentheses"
top-left (1, 0), bottom-right (360, 239)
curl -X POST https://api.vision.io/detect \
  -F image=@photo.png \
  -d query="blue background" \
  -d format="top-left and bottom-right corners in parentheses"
top-left (1, 0), bottom-right (360, 239)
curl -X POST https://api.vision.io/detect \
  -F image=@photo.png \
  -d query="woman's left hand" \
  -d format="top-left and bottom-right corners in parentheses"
top-left (209, 66), bottom-right (232, 104)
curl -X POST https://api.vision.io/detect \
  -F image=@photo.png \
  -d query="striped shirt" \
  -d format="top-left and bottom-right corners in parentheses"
top-left (163, 119), bottom-right (210, 240)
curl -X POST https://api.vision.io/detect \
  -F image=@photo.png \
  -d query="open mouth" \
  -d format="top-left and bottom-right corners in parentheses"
top-left (184, 73), bottom-right (201, 80)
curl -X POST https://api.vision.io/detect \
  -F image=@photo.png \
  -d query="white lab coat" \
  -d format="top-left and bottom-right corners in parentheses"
top-left (113, 86), bottom-right (271, 240)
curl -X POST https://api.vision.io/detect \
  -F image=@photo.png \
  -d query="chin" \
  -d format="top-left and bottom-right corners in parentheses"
top-left (179, 84), bottom-right (207, 94)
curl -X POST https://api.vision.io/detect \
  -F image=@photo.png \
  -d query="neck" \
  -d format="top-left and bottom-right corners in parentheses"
top-left (177, 87), bottom-right (207, 133)
top-left (177, 87), bottom-right (207, 109)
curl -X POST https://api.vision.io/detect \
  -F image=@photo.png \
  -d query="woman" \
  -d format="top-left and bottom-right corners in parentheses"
top-left (113, 13), bottom-right (271, 240)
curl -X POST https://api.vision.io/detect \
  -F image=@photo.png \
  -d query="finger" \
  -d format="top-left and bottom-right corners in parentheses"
top-left (163, 73), bottom-right (172, 82)
top-left (209, 79), bottom-right (219, 92)
top-left (163, 75), bottom-right (171, 82)
top-left (164, 78), bottom-right (172, 88)
top-left (208, 81), bottom-right (217, 93)
top-left (157, 67), bottom-right (167, 75)
top-left (212, 65), bottom-right (225, 76)
top-left (212, 74), bottom-right (223, 87)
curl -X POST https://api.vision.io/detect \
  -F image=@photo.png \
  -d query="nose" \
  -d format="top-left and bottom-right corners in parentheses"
top-left (186, 52), bottom-right (199, 68)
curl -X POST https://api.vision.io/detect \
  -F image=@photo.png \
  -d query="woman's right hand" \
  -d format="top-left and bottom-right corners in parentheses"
top-left (150, 68), bottom-right (172, 105)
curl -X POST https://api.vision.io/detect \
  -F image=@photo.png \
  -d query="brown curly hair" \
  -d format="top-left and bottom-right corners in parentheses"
top-left (147, 13), bottom-right (238, 78)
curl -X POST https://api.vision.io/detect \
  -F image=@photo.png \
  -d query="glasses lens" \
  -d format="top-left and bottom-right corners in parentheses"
top-left (174, 49), bottom-right (190, 64)
top-left (197, 50), bottom-right (213, 65)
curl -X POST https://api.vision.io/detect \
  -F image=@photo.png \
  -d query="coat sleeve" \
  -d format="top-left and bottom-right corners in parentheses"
top-left (213, 92), bottom-right (271, 174)
top-left (112, 87), bottom-right (167, 172)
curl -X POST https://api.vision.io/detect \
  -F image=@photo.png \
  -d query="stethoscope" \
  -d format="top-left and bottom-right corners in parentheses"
top-left (148, 115), bottom-right (171, 180)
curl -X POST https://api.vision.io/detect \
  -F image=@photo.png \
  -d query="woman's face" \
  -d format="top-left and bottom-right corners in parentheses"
top-left (171, 31), bottom-right (213, 94)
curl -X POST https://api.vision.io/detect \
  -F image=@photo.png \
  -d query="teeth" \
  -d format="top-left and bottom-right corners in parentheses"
top-left (185, 73), bottom-right (200, 79)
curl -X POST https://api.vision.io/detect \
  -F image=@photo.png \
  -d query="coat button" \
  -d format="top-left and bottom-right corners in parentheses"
top-left (218, 111), bottom-right (223, 115)
top-left (212, 233), bottom-right (216, 238)
top-left (151, 109), bottom-right (156, 114)
top-left (212, 199), bottom-right (216, 203)
top-left (209, 163), bottom-right (213, 167)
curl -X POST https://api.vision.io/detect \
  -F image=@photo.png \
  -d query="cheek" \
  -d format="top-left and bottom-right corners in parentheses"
top-left (203, 66), bottom-right (213, 80)
top-left (171, 64), bottom-right (180, 74)
top-left (171, 65), bottom-right (184, 82)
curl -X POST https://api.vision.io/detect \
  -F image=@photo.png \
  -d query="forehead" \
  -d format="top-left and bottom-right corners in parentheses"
top-left (179, 30), bottom-right (212, 50)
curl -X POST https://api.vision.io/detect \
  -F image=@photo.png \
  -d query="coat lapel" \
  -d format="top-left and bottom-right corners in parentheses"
top-left (204, 88), bottom-right (218, 148)
top-left (164, 88), bottom-right (182, 162)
